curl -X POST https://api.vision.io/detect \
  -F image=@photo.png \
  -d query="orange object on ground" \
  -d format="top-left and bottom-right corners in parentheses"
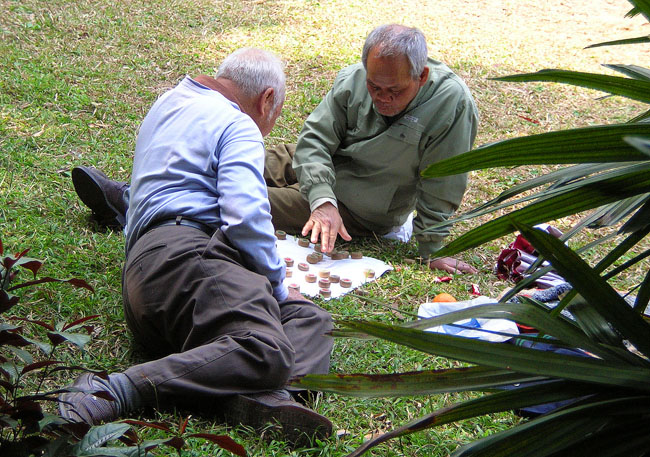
top-left (433, 293), bottom-right (456, 302)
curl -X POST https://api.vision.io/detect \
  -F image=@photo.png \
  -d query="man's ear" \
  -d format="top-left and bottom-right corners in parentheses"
top-left (418, 67), bottom-right (430, 87)
top-left (258, 87), bottom-right (275, 118)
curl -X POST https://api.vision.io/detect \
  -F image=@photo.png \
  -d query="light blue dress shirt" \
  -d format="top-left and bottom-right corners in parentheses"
top-left (124, 76), bottom-right (288, 301)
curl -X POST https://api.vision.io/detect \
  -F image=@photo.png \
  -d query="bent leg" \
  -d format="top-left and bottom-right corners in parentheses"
top-left (267, 184), bottom-right (312, 233)
top-left (122, 226), bottom-right (295, 406)
top-left (280, 299), bottom-right (333, 377)
top-left (264, 143), bottom-right (297, 187)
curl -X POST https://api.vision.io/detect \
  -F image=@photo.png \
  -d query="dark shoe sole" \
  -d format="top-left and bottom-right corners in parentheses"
top-left (222, 394), bottom-right (332, 447)
top-left (71, 166), bottom-right (125, 227)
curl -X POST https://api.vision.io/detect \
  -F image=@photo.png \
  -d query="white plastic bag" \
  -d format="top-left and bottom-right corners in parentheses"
top-left (417, 296), bottom-right (519, 342)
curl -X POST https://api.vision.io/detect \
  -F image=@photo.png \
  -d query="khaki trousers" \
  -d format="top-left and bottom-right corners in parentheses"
top-left (264, 144), bottom-right (382, 236)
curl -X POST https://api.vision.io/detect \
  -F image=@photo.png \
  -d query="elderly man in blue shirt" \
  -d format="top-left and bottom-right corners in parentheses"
top-left (59, 48), bottom-right (333, 446)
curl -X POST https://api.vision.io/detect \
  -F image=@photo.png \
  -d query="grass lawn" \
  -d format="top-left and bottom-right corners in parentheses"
top-left (2, 0), bottom-right (649, 455)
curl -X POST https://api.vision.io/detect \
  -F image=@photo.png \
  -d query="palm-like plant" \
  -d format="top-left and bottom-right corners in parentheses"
top-left (291, 1), bottom-right (650, 455)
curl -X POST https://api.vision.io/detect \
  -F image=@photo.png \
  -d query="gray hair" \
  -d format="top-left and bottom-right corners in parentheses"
top-left (362, 24), bottom-right (428, 79)
top-left (217, 47), bottom-right (286, 111)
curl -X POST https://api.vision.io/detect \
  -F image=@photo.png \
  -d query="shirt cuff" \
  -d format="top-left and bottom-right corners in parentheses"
top-left (307, 182), bottom-right (337, 208)
top-left (273, 283), bottom-right (289, 303)
top-left (310, 197), bottom-right (338, 212)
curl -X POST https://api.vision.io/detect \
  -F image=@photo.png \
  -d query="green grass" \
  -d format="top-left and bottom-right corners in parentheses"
top-left (2, 0), bottom-right (649, 455)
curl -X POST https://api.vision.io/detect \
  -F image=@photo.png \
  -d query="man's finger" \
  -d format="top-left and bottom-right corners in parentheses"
top-left (443, 264), bottom-right (457, 274)
top-left (310, 222), bottom-right (322, 244)
top-left (301, 219), bottom-right (315, 237)
top-left (338, 221), bottom-right (352, 241)
top-left (322, 231), bottom-right (337, 253)
top-left (321, 224), bottom-right (332, 252)
top-left (461, 263), bottom-right (478, 274)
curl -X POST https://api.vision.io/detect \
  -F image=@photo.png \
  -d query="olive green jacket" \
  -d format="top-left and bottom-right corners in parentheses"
top-left (293, 58), bottom-right (479, 258)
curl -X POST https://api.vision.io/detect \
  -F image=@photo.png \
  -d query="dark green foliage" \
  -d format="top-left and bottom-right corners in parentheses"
top-left (0, 238), bottom-right (246, 456)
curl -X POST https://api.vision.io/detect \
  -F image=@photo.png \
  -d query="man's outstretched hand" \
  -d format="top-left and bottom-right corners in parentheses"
top-left (429, 256), bottom-right (477, 274)
top-left (301, 202), bottom-right (352, 253)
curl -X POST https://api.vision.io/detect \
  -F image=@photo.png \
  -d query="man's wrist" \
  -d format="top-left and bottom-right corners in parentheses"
top-left (310, 196), bottom-right (337, 212)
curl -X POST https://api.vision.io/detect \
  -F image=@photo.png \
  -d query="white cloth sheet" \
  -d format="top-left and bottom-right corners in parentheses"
top-left (276, 236), bottom-right (392, 299)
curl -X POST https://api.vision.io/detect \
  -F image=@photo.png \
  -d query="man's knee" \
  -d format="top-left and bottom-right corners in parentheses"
top-left (283, 301), bottom-right (333, 331)
top-left (306, 305), bottom-right (334, 335)
top-left (264, 143), bottom-right (297, 187)
top-left (236, 330), bottom-right (296, 388)
top-left (267, 186), bottom-right (311, 233)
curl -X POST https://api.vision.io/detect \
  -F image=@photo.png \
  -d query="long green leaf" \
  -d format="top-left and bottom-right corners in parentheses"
top-left (603, 63), bottom-right (650, 81)
top-left (493, 70), bottom-right (650, 103)
top-left (428, 162), bottom-right (650, 235)
top-left (628, 108), bottom-right (650, 122)
top-left (498, 264), bottom-right (559, 303)
top-left (516, 223), bottom-right (650, 357)
top-left (552, 223), bottom-right (650, 319)
top-left (619, 196), bottom-right (650, 232)
top-left (454, 396), bottom-right (650, 457)
top-left (625, 135), bottom-right (650, 155)
top-left (496, 229), bottom-right (621, 304)
top-left (595, 223), bottom-right (650, 275)
top-left (567, 297), bottom-right (626, 347)
top-left (292, 366), bottom-right (543, 396)
top-left (433, 167), bottom-right (650, 257)
top-left (456, 417), bottom-right (609, 457)
top-left (633, 268), bottom-right (650, 313)
top-left (554, 425), bottom-right (650, 457)
top-left (472, 162), bottom-right (620, 207)
top-left (588, 194), bottom-right (649, 228)
top-left (422, 124), bottom-right (650, 178)
top-left (629, 0), bottom-right (650, 21)
top-left (341, 321), bottom-right (650, 388)
top-left (586, 35), bottom-right (650, 49)
top-left (400, 302), bottom-right (622, 362)
top-left (433, 163), bottom-right (625, 231)
top-left (603, 247), bottom-right (650, 280)
top-left (343, 380), bottom-right (598, 457)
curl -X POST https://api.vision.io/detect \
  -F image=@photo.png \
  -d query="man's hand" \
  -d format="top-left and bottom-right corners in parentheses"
top-left (429, 256), bottom-right (477, 274)
top-left (301, 202), bottom-right (352, 253)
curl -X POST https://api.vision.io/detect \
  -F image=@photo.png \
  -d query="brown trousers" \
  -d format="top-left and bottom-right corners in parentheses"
top-left (121, 224), bottom-right (333, 410)
top-left (264, 144), bottom-right (380, 236)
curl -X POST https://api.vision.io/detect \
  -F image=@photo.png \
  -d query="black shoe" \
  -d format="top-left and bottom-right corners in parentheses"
top-left (222, 389), bottom-right (332, 447)
top-left (71, 166), bottom-right (129, 228)
top-left (58, 373), bottom-right (121, 425)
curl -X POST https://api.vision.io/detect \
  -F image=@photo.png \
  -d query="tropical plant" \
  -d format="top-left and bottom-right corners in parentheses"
top-left (0, 237), bottom-right (246, 457)
top-left (291, 1), bottom-right (650, 456)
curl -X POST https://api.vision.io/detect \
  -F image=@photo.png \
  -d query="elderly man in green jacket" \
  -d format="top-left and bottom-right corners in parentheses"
top-left (72, 24), bottom-right (478, 273)
top-left (264, 23), bottom-right (479, 273)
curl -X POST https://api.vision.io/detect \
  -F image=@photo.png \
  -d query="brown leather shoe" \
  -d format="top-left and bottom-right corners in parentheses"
top-left (222, 389), bottom-right (332, 447)
top-left (71, 166), bottom-right (129, 228)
